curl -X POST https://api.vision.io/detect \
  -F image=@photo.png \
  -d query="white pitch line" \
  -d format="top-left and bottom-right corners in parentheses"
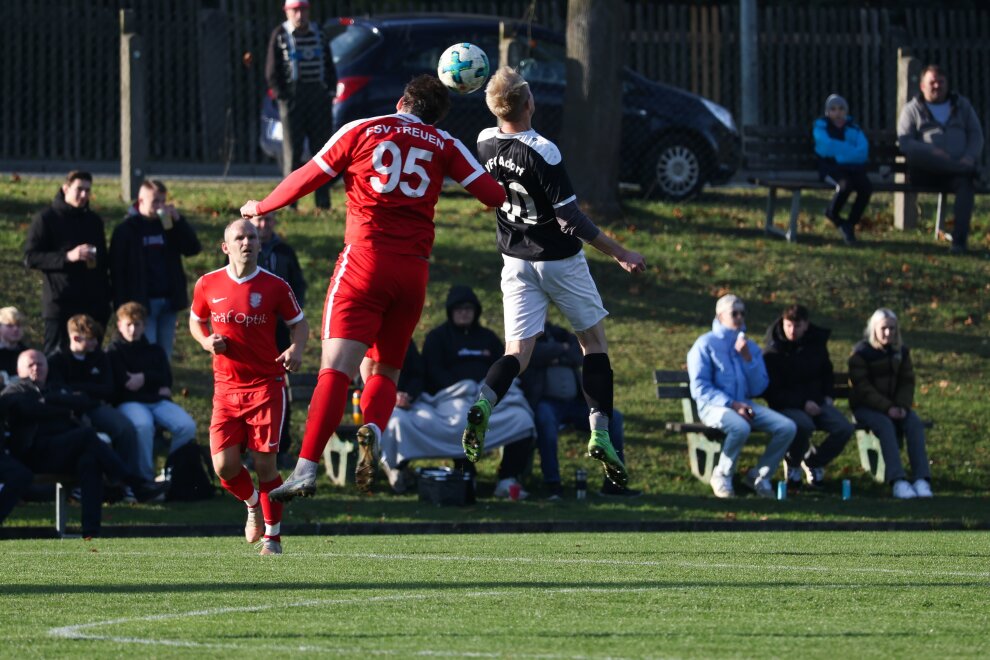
top-left (48, 588), bottom-right (656, 659)
top-left (12, 549), bottom-right (990, 579)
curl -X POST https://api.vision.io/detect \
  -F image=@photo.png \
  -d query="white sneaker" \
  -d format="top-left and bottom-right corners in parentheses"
top-left (743, 469), bottom-right (774, 499)
top-left (709, 470), bottom-right (734, 498)
top-left (912, 479), bottom-right (934, 498)
top-left (800, 461), bottom-right (826, 488)
top-left (493, 477), bottom-right (529, 500)
top-left (892, 480), bottom-right (918, 499)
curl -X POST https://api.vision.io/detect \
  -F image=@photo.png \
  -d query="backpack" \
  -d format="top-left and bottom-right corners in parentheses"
top-left (165, 442), bottom-right (216, 502)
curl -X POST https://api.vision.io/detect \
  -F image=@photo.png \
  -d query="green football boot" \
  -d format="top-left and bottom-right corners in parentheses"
top-left (461, 398), bottom-right (492, 462)
top-left (587, 429), bottom-right (628, 487)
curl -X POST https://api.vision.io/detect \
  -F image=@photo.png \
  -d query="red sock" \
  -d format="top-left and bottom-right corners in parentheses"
top-left (220, 466), bottom-right (257, 502)
top-left (298, 368), bottom-right (350, 462)
top-left (361, 374), bottom-right (398, 431)
top-left (259, 476), bottom-right (283, 542)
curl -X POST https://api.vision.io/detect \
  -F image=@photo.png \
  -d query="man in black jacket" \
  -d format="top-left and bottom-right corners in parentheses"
top-left (109, 180), bottom-right (202, 361)
top-left (0, 349), bottom-right (163, 536)
top-left (422, 285), bottom-right (532, 498)
top-left (24, 170), bottom-right (112, 354)
top-left (763, 305), bottom-right (854, 488)
top-left (265, 0), bottom-right (335, 209)
top-left (47, 314), bottom-right (141, 483)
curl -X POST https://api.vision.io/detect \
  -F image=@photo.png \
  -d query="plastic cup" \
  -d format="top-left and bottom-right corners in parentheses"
top-left (508, 482), bottom-right (521, 501)
top-left (157, 207), bottom-right (174, 230)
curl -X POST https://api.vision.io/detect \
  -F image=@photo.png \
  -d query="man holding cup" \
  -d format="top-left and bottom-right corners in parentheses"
top-left (109, 179), bottom-right (202, 360)
top-left (25, 170), bottom-right (112, 354)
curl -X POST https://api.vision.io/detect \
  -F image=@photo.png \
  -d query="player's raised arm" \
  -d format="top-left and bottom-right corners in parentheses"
top-left (446, 136), bottom-right (506, 208)
top-left (241, 160), bottom-right (332, 219)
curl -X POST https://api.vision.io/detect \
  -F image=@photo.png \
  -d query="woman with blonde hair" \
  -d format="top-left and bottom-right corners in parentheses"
top-left (848, 308), bottom-right (932, 498)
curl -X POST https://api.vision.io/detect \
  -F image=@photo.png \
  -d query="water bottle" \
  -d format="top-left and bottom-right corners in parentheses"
top-left (776, 480), bottom-right (787, 500)
top-left (351, 389), bottom-right (362, 425)
top-left (842, 479), bottom-right (852, 500)
top-left (575, 469), bottom-right (587, 500)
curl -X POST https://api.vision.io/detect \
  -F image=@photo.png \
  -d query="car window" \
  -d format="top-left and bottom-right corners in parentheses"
top-left (514, 40), bottom-right (566, 85)
top-left (330, 25), bottom-right (380, 68)
top-left (397, 31), bottom-right (500, 76)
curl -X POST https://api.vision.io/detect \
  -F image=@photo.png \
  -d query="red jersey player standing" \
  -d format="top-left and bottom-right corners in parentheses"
top-left (240, 75), bottom-right (505, 502)
top-left (189, 219), bottom-right (308, 555)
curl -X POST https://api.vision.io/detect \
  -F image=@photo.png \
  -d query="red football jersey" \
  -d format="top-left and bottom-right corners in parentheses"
top-left (313, 112), bottom-right (487, 258)
top-left (190, 266), bottom-right (304, 391)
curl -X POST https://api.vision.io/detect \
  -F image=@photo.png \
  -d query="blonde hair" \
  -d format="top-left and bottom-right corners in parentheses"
top-left (485, 66), bottom-right (530, 122)
top-left (0, 306), bottom-right (24, 326)
top-left (865, 308), bottom-right (902, 351)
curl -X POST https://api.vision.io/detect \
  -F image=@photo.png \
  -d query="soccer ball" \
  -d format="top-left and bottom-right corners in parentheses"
top-left (437, 43), bottom-right (490, 95)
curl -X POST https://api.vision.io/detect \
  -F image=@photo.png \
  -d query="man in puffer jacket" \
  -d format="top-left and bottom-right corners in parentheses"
top-left (687, 295), bottom-right (796, 499)
top-left (763, 304), bottom-right (854, 490)
top-left (813, 94), bottom-right (872, 244)
top-left (897, 65), bottom-right (984, 254)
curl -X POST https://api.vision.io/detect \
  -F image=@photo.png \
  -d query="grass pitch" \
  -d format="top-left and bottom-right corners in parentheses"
top-left (2, 531), bottom-right (988, 658)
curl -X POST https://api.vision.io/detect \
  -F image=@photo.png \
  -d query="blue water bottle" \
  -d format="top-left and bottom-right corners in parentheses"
top-left (776, 480), bottom-right (787, 500)
top-left (842, 479), bottom-right (852, 500)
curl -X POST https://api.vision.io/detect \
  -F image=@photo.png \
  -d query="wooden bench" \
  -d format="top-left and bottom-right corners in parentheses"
top-left (744, 125), bottom-right (982, 242)
top-left (655, 369), bottom-right (933, 485)
top-left (286, 373), bottom-right (359, 487)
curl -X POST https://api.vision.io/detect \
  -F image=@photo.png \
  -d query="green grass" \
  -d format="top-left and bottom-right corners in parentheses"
top-left (1, 176), bottom-right (988, 530)
top-left (1, 532), bottom-right (988, 657)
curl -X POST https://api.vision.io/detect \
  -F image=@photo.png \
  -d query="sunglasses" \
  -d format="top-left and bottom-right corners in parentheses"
top-left (731, 310), bottom-right (746, 318)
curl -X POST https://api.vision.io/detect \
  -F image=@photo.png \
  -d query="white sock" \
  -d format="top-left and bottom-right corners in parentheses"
top-left (589, 411), bottom-right (609, 431)
top-left (295, 457), bottom-right (319, 479)
top-left (479, 384), bottom-right (498, 406)
top-left (265, 522), bottom-right (281, 537)
top-left (245, 490), bottom-right (259, 507)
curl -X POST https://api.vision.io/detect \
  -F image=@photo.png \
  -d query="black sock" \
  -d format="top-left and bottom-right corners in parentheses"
top-left (482, 355), bottom-right (521, 405)
top-left (582, 353), bottom-right (613, 418)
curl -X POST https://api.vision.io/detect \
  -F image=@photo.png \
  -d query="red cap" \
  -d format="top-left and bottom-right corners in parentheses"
top-left (284, 0), bottom-right (310, 8)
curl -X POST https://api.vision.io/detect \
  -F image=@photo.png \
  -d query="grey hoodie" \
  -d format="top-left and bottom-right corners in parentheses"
top-left (897, 92), bottom-right (984, 172)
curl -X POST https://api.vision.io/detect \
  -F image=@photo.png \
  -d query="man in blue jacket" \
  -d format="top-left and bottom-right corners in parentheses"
top-left (687, 295), bottom-right (796, 498)
top-left (813, 94), bottom-right (871, 244)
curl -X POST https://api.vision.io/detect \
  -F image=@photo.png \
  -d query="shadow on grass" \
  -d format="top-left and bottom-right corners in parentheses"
top-left (4, 578), bottom-right (987, 596)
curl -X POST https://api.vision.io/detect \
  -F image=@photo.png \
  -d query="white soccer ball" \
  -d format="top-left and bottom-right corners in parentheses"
top-left (437, 42), bottom-right (490, 95)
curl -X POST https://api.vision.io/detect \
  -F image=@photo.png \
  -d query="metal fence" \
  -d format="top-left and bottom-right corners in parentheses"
top-left (4, 2), bottom-right (990, 198)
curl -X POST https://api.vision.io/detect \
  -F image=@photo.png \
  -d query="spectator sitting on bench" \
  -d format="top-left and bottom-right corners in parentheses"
top-left (0, 447), bottom-right (33, 527)
top-left (763, 304), bottom-right (854, 490)
top-left (848, 308), bottom-right (933, 500)
top-left (687, 294), bottom-right (796, 499)
top-left (898, 64), bottom-right (984, 255)
top-left (107, 302), bottom-right (196, 483)
top-left (813, 94), bottom-right (871, 245)
top-left (385, 285), bottom-right (534, 499)
top-left (521, 322), bottom-right (639, 500)
top-left (47, 314), bottom-right (143, 494)
top-left (0, 350), bottom-right (164, 537)
top-left (0, 306), bottom-right (30, 383)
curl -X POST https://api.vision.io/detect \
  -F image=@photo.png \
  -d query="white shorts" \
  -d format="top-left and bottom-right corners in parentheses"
top-left (500, 251), bottom-right (608, 341)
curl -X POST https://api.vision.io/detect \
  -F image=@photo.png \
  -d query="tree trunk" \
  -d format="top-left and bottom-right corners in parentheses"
top-left (560, 0), bottom-right (623, 221)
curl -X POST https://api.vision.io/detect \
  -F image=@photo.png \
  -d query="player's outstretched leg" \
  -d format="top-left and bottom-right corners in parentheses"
top-left (587, 428), bottom-right (628, 488)
top-left (462, 355), bottom-right (521, 462)
top-left (270, 368), bottom-right (351, 502)
top-left (355, 423), bottom-right (381, 493)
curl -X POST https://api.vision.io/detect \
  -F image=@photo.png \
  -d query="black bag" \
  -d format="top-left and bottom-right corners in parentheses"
top-left (165, 442), bottom-right (216, 501)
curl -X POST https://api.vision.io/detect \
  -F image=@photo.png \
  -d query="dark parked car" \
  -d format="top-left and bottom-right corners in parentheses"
top-left (260, 14), bottom-right (740, 200)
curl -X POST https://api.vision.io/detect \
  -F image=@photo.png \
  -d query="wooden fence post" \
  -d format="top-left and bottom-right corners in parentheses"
top-left (739, 0), bottom-right (759, 129)
top-left (198, 9), bottom-right (231, 163)
top-left (120, 9), bottom-right (147, 203)
top-left (894, 48), bottom-right (920, 231)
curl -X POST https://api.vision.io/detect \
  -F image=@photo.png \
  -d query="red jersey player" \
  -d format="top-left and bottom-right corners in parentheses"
top-left (189, 219), bottom-right (308, 555)
top-left (240, 75), bottom-right (505, 502)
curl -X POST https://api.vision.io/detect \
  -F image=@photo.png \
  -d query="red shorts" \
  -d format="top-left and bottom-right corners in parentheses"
top-left (322, 245), bottom-right (429, 368)
top-left (209, 382), bottom-right (286, 455)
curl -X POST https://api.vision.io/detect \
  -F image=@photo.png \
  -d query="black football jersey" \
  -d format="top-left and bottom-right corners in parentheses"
top-left (476, 127), bottom-right (582, 261)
